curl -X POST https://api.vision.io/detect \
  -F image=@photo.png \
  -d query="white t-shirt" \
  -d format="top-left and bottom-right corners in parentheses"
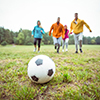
top-left (75, 20), bottom-right (77, 24)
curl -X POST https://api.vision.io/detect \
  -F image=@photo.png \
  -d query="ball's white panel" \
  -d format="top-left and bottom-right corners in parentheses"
top-left (28, 55), bottom-right (55, 83)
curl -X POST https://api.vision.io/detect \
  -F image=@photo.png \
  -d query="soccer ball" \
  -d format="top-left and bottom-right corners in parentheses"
top-left (28, 55), bottom-right (55, 84)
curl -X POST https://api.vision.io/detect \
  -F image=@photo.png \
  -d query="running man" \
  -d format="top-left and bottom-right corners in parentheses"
top-left (49, 17), bottom-right (65, 53)
top-left (32, 20), bottom-right (45, 53)
top-left (69, 13), bottom-right (92, 53)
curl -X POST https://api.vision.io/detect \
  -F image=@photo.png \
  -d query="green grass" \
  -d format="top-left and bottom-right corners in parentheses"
top-left (0, 45), bottom-right (100, 100)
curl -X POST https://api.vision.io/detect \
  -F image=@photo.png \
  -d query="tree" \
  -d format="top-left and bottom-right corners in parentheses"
top-left (91, 39), bottom-right (96, 44)
top-left (0, 27), bottom-right (100, 45)
top-left (0, 27), bottom-right (5, 44)
top-left (42, 32), bottom-right (53, 45)
top-left (17, 32), bottom-right (24, 45)
top-left (22, 29), bottom-right (32, 43)
top-left (13, 37), bottom-right (19, 44)
top-left (83, 36), bottom-right (88, 44)
top-left (19, 28), bottom-right (22, 33)
top-left (87, 36), bottom-right (92, 44)
top-left (96, 36), bottom-right (100, 44)
top-left (30, 36), bottom-right (34, 43)
top-left (10, 31), bottom-right (15, 43)
top-left (5, 29), bottom-right (12, 44)
top-left (1, 41), bottom-right (7, 46)
top-left (14, 32), bottom-right (19, 37)
top-left (24, 36), bottom-right (31, 45)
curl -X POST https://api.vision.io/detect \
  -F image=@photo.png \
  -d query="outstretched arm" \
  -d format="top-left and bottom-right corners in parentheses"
top-left (83, 20), bottom-right (92, 32)
top-left (49, 24), bottom-right (53, 36)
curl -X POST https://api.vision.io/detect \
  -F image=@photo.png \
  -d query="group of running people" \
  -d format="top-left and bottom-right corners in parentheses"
top-left (32, 13), bottom-right (92, 53)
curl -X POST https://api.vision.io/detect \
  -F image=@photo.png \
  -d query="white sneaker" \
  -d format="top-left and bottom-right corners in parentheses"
top-left (66, 49), bottom-right (68, 52)
top-left (38, 51), bottom-right (40, 53)
top-left (33, 48), bottom-right (36, 52)
top-left (62, 49), bottom-right (64, 52)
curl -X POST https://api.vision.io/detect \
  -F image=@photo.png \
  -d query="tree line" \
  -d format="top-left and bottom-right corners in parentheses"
top-left (0, 27), bottom-right (100, 46)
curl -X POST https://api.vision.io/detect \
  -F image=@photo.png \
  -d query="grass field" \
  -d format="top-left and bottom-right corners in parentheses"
top-left (0, 45), bottom-right (100, 100)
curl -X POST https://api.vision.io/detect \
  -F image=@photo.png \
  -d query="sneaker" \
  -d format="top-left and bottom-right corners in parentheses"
top-left (55, 46), bottom-right (57, 49)
top-left (38, 51), bottom-right (40, 53)
top-left (80, 49), bottom-right (83, 53)
top-left (33, 48), bottom-right (36, 52)
top-left (66, 49), bottom-right (68, 52)
top-left (75, 51), bottom-right (78, 53)
top-left (62, 49), bottom-right (64, 52)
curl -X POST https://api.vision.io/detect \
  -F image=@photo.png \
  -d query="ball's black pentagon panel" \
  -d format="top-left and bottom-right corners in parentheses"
top-left (35, 59), bottom-right (43, 66)
top-left (48, 69), bottom-right (53, 76)
top-left (31, 75), bottom-right (39, 81)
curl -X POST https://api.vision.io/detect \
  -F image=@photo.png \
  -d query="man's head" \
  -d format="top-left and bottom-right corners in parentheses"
top-left (75, 13), bottom-right (78, 20)
top-left (37, 20), bottom-right (41, 26)
top-left (57, 17), bottom-right (60, 24)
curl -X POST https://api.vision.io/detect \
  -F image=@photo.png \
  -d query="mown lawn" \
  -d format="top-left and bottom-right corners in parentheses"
top-left (0, 45), bottom-right (100, 100)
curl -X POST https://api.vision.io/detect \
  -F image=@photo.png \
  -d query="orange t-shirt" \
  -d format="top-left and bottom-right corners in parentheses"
top-left (49, 23), bottom-right (65, 38)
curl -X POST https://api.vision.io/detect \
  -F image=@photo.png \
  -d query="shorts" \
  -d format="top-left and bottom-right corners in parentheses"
top-left (74, 32), bottom-right (83, 41)
top-left (53, 37), bottom-right (62, 45)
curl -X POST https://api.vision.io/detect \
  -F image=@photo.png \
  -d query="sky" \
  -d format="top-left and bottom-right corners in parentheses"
top-left (0, 0), bottom-right (100, 37)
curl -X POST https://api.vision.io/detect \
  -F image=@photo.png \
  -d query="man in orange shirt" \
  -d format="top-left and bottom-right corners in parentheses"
top-left (49, 17), bottom-right (65, 53)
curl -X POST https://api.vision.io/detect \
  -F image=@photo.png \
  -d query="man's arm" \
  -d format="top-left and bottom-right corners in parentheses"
top-left (83, 20), bottom-right (92, 32)
top-left (49, 24), bottom-right (53, 36)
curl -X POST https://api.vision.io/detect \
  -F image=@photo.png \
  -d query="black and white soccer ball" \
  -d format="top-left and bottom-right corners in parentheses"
top-left (28, 55), bottom-right (55, 83)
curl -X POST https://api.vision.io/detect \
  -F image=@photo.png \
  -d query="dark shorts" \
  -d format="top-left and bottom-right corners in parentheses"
top-left (34, 38), bottom-right (41, 48)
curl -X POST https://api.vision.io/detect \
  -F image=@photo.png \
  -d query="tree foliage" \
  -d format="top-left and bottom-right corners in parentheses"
top-left (96, 36), bottom-right (100, 44)
top-left (91, 39), bottom-right (96, 44)
top-left (1, 41), bottom-right (7, 46)
top-left (17, 32), bottom-right (25, 45)
top-left (0, 27), bottom-right (100, 45)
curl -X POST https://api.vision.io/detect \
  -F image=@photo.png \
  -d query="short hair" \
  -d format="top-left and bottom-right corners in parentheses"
top-left (58, 17), bottom-right (60, 19)
top-left (75, 13), bottom-right (78, 15)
